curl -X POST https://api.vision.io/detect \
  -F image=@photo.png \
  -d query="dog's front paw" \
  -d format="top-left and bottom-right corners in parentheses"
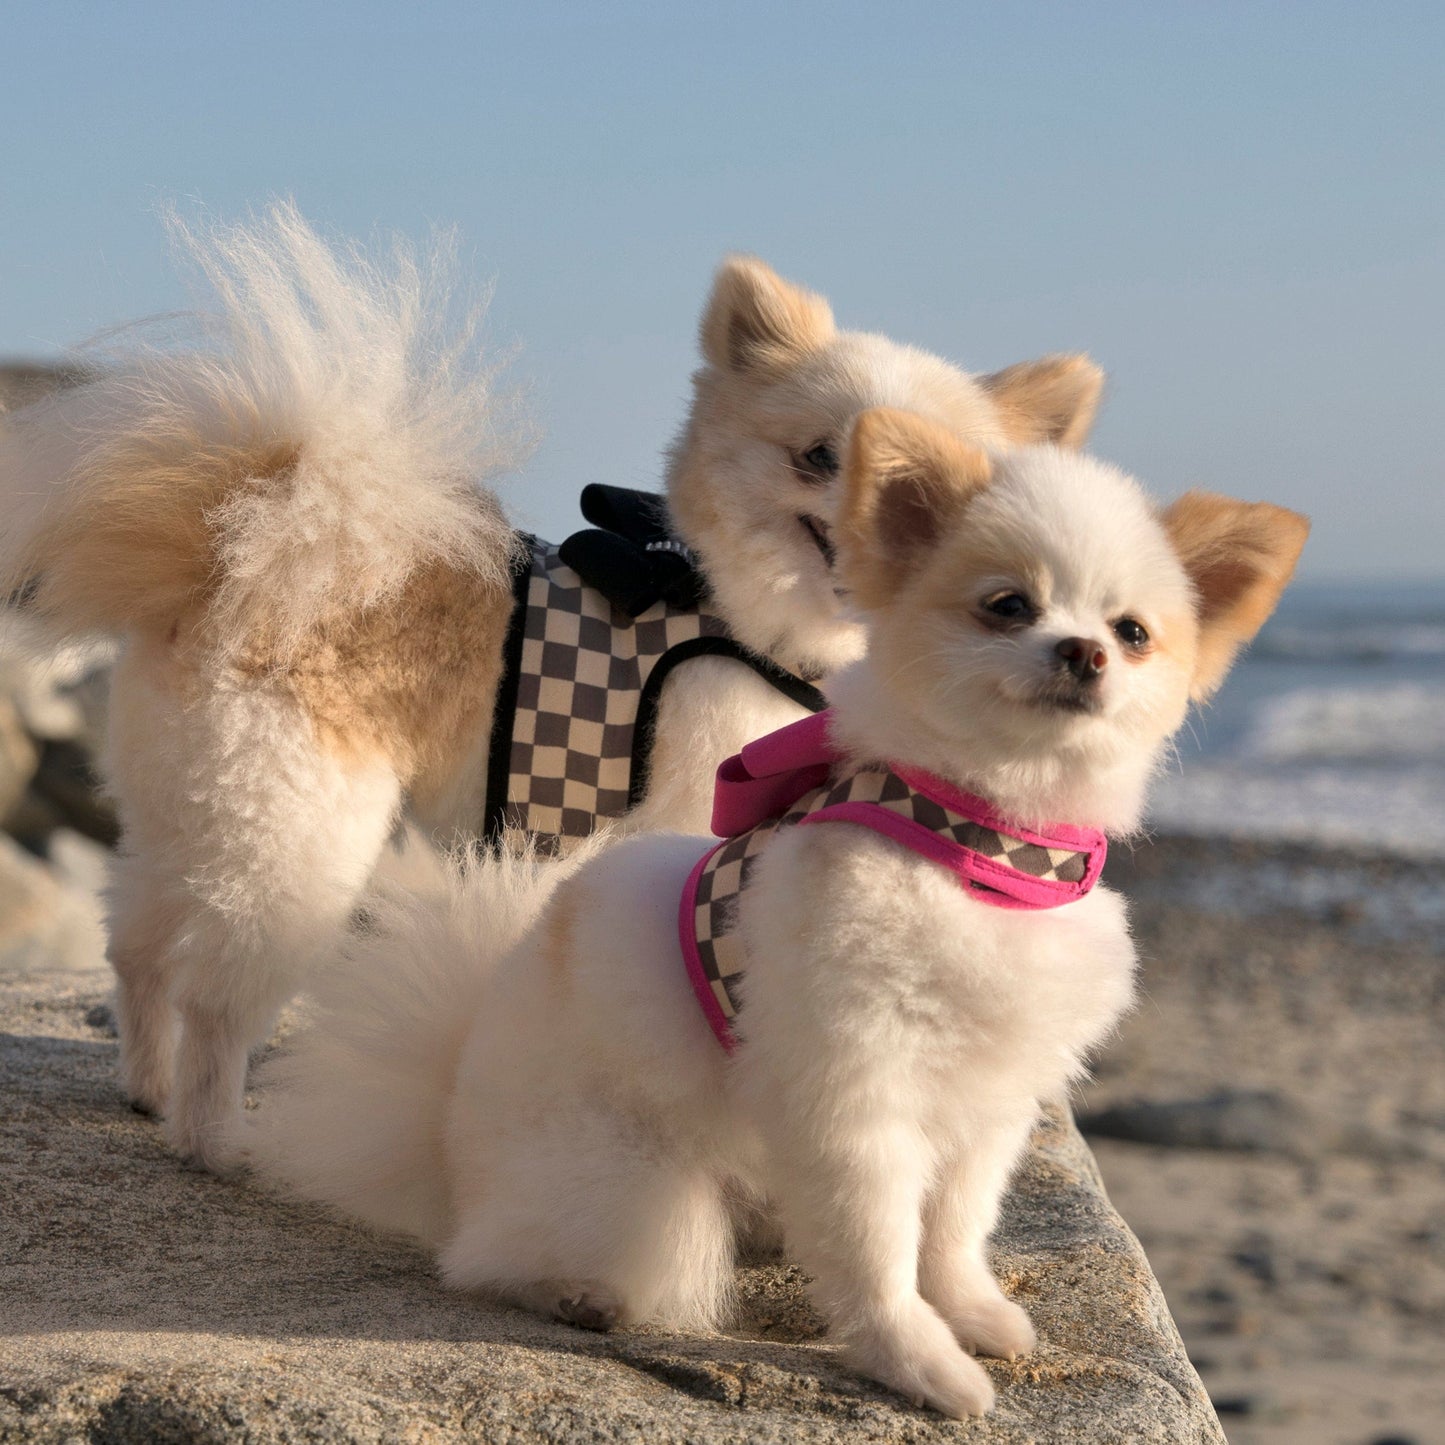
top-left (942, 1293), bottom-right (1036, 1361)
top-left (904, 1341), bottom-right (996, 1419)
top-left (847, 1300), bottom-right (997, 1418)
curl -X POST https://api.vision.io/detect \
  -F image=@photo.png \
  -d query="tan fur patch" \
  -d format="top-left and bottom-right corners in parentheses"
top-left (236, 556), bottom-right (514, 792)
top-left (980, 355), bottom-right (1105, 449)
top-left (28, 437), bottom-right (300, 634)
top-left (919, 532), bottom-right (1047, 634)
top-left (1161, 491), bottom-right (1310, 699)
top-left (699, 255), bottom-right (837, 373)
top-left (839, 408), bottom-right (994, 612)
top-left (1137, 604), bottom-right (1201, 687)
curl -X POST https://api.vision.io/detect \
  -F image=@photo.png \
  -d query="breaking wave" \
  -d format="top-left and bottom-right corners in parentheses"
top-left (1236, 683), bottom-right (1445, 766)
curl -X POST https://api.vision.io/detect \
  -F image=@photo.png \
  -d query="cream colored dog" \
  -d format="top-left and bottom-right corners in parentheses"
top-left (245, 408), bottom-right (1307, 1417)
top-left (0, 208), bottom-right (1102, 1170)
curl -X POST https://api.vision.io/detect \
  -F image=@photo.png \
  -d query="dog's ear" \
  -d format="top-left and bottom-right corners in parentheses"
top-left (839, 408), bottom-right (993, 611)
top-left (980, 354), bottom-right (1104, 449)
top-left (700, 255), bottom-right (836, 373)
top-left (1162, 491), bottom-right (1310, 700)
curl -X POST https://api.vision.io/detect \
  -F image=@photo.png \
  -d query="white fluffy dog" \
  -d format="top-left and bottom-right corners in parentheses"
top-left (245, 407), bottom-right (1308, 1417)
top-left (0, 208), bottom-right (1103, 1171)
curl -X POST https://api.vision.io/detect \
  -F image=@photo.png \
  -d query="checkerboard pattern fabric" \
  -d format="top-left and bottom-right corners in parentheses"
top-left (686, 767), bottom-right (1095, 1042)
top-left (686, 797), bottom-right (813, 1030)
top-left (501, 543), bottom-right (732, 846)
top-left (845, 771), bottom-right (1091, 883)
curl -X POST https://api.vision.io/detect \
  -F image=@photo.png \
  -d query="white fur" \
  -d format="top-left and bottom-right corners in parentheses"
top-left (836, 449), bottom-right (1201, 834)
top-left (188, 207), bottom-right (528, 655)
top-left (246, 838), bottom-right (604, 1244)
top-left (244, 441), bottom-right (1290, 1419)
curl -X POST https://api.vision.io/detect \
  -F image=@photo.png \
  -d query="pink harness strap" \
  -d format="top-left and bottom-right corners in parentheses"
top-left (680, 711), bottom-right (1108, 1053)
top-left (710, 709), bottom-right (835, 835)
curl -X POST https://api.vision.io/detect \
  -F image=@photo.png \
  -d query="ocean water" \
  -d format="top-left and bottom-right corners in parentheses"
top-left (1148, 579), bottom-right (1445, 859)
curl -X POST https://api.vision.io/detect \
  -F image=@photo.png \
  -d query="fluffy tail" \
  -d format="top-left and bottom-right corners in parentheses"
top-left (242, 837), bottom-right (598, 1245)
top-left (0, 203), bottom-right (529, 655)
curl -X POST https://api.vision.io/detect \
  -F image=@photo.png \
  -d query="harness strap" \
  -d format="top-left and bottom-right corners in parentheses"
top-left (629, 638), bottom-right (825, 810)
top-left (480, 535), bottom-right (540, 847)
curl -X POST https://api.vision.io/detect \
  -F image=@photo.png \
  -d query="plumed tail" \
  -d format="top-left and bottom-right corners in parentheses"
top-left (243, 837), bottom-right (600, 1245)
top-left (0, 203), bottom-right (530, 653)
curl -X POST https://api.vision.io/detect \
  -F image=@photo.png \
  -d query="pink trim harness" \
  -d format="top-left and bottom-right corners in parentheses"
top-left (678, 710), bottom-right (1108, 1053)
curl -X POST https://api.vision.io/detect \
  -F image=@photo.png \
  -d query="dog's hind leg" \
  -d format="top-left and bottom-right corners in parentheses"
top-left (105, 656), bottom-right (405, 1173)
top-left (164, 738), bottom-right (403, 1173)
top-left (440, 1094), bottom-right (735, 1333)
top-left (165, 770), bottom-right (404, 1171)
top-left (107, 861), bottom-right (185, 1117)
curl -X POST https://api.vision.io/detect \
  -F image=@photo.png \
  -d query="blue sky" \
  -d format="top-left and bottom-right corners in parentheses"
top-left (3, 1), bottom-right (1441, 580)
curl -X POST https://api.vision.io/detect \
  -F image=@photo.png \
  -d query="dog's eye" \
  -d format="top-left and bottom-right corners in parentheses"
top-left (1113, 617), bottom-right (1149, 648)
top-left (794, 441), bottom-right (839, 480)
top-left (982, 591), bottom-right (1036, 624)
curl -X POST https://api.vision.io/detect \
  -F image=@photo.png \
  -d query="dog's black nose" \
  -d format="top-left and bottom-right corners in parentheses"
top-left (1055, 637), bottom-right (1108, 682)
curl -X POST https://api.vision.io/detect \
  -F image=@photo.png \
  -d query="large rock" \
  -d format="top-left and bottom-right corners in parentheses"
top-left (0, 619), bottom-right (116, 849)
top-left (0, 832), bottom-right (107, 976)
top-left (0, 697), bottom-right (38, 822)
top-left (0, 956), bottom-right (1221, 1443)
top-left (1079, 1087), bottom-right (1319, 1155)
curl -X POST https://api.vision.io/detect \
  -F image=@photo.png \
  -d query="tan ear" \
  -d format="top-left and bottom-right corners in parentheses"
top-left (839, 408), bottom-right (993, 611)
top-left (699, 255), bottom-right (836, 373)
top-left (981, 354), bottom-right (1105, 449)
top-left (1163, 491), bottom-right (1310, 700)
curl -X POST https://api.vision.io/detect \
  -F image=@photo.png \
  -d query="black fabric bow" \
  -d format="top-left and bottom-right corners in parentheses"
top-left (557, 484), bottom-right (707, 617)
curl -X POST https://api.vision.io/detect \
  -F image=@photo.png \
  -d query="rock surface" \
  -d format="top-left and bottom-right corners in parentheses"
top-left (0, 945), bottom-right (1221, 1443)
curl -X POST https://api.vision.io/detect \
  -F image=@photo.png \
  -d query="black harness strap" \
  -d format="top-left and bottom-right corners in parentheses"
top-left (481, 535), bottom-right (539, 846)
top-left (628, 636), bottom-right (827, 809)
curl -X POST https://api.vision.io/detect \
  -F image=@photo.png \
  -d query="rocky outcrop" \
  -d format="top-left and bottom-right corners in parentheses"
top-left (0, 942), bottom-right (1221, 1443)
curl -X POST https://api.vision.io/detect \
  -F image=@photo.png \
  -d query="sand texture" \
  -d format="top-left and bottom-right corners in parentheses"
top-left (1084, 836), bottom-right (1444, 1445)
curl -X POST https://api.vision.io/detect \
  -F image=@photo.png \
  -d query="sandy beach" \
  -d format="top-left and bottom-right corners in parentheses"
top-left (1084, 835), bottom-right (1444, 1445)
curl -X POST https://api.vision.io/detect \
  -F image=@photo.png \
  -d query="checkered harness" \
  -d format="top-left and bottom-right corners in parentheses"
top-left (482, 536), bottom-right (825, 850)
top-left (680, 711), bottom-right (1109, 1053)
